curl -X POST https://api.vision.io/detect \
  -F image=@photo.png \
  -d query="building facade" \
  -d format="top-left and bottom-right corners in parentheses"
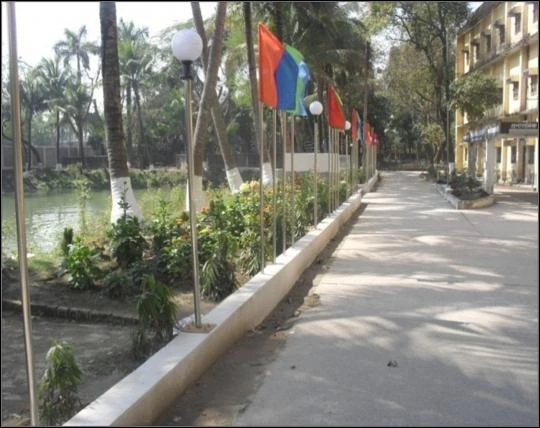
top-left (454, 1), bottom-right (538, 191)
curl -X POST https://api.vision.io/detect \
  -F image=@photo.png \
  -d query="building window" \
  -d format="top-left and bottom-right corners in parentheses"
top-left (514, 14), bottom-right (521, 34)
top-left (511, 145), bottom-right (516, 163)
top-left (512, 82), bottom-right (519, 100)
top-left (527, 146), bottom-right (535, 164)
top-left (473, 44), bottom-right (479, 61)
top-left (498, 25), bottom-right (505, 44)
top-left (485, 34), bottom-right (491, 53)
top-left (496, 147), bottom-right (502, 163)
top-left (529, 75), bottom-right (538, 96)
top-left (464, 51), bottom-right (469, 66)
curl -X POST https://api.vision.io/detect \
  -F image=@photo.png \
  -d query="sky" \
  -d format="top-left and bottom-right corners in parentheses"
top-left (1, 1), bottom-right (217, 67)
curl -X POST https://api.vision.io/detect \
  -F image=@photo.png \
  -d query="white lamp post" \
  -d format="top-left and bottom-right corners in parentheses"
top-left (345, 120), bottom-right (351, 198)
top-left (172, 29), bottom-right (203, 328)
top-left (309, 101), bottom-right (323, 226)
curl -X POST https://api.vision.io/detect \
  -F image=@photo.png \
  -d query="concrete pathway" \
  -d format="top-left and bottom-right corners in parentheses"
top-left (235, 171), bottom-right (539, 427)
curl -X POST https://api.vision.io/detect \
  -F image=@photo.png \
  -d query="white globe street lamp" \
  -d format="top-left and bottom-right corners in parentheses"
top-left (171, 29), bottom-right (203, 328)
top-left (310, 101), bottom-right (323, 226)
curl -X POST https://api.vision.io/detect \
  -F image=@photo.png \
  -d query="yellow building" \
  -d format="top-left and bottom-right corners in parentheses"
top-left (455, 1), bottom-right (538, 191)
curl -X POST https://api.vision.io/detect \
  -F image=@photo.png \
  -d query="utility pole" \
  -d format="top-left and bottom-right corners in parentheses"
top-left (446, 26), bottom-right (451, 183)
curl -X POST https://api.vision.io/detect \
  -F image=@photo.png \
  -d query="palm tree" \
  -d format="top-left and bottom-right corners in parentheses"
top-left (118, 20), bottom-right (153, 168)
top-left (118, 20), bottom-right (148, 163)
top-left (37, 56), bottom-right (68, 168)
top-left (100, 1), bottom-right (142, 222)
top-left (54, 26), bottom-right (99, 168)
top-left (191, 1), bottom-right (243, 193)
top-left (19, 64), bottom-right (47, 171)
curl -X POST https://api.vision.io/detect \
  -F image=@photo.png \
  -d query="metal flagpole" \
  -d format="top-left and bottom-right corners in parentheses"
top-left (290, 115), bottom-right (295, 245)
top-left (313, 116), bottom-right (318, 226)
top-left (259, 101), bottom-right (265, 272)
top-left (281, 111), bottom-right (287, 253)
top-left (345, 131), bottom-right (349, 198)
top-left (336, 130), bottom-right (340, 208)
top-left (7, 3), bottom-right (39, 425)
top-left (184, 77), bottom-right (202, 328)
top-left (327, 125), bottom-right (332, 214)
top-left (272, 109), bottom-right (277, 262)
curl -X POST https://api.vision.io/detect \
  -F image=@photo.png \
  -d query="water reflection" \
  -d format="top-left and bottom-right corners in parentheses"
top-left (1, 189), bottom-right (148, 254)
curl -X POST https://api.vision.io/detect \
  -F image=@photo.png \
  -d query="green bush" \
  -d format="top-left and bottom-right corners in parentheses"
top-left (38, 340), bottom-right (82, 426)
top-left (64, 239), bottom-right (101, 290)
top-left (107, 197), bottom-right (147, 268)
top-left (102, 269), bottom-right (134, 299)
top-left (132, 275), bottom-right (177, 360)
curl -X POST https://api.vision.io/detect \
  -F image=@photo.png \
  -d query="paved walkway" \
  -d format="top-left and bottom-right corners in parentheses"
top-left (235, 171), bottom-right (539, 427)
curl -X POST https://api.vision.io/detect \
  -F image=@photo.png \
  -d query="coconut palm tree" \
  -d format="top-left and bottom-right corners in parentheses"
top-left (100, 1), bottom-right (142, 222)
top-left (118, 20), bottom-right (148, 164)
top-left (37, 56), bottom-right (69, 168)
top-left (19, 64), bottom-right (47, 171)
top-left (54, 26), bottom-right (99, 168)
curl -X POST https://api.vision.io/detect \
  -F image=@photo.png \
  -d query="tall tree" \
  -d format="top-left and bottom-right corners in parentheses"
top-left (191, 1), bottom-right (243, 193)
top-left (118, 20), bottom-right (149, 164)
top-left (371, 1), bottom-right (470, 163)
top-left (100, 1), bottom-right (142, 222)
top-left (54, 26), bottom-right (99, 168)
top-left (37, 56), bottom-right (68, 168)
top-left (242, 2), bottom-right (272, 185)
top-left (19, 64), bottom-right (47, 171)
top-left (189, 1), bottom-right (228, 211)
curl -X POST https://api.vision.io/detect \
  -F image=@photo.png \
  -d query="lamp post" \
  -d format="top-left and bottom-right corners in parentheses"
top-left (344, 120), bottom-right (351, 198)
top-left (172, 29), bottom-right (203, 328)
top-left (309, 101), bottom-right (323, 227)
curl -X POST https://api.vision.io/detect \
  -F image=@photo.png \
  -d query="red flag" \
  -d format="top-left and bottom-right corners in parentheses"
top-left (351, 108), bottom-right (358, 142)
top-left (364, 121), bottom-right (372, 145)
top-left (327, 85), bottom-right (345, 130)
top-left (258, 23), bottom-right (284, 108)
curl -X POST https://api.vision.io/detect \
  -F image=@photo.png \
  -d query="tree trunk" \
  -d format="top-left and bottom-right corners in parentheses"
top-left (133, 82), bottom-right (148, 168)
top-left (243, 2), bottom-right (271, 170)
top-left (100, 1), bottom-right (142, 223)
top-left (55, 109), bottom-right (61, 167)
top-left (189, 2), bottom-right (228, 211)
top-left (126, 84), bottom-right (133, 164)
top-left (26, 114), bottom-right (32, 171)
top-left (192, 1), bottom-right (243, 193)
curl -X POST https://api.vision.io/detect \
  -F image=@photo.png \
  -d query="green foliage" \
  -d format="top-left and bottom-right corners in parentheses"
top-left (38, 340), bottom-right (82, 426)
top-left (132, 275), bottom-right (177, 360)
top-left (60, 227), bottom-right (74, 258)
top-left (64, 238), bottom-right (101, 290)
top-left (102, 269), bottom-right (134, 299)
top-left (450, 71), bottom-right (502, 122)
top-left (107, 196), bottom-right (146, 268)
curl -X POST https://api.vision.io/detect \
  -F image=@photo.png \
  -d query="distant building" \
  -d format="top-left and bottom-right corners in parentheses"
top-left (454, 1), bottom-right (538, 191)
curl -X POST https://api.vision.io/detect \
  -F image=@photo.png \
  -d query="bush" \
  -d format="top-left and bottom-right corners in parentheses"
top-left (102, 269), bottom-right (134, 299)
top-left (107, 196), bottom-right (146, 268)
top-left (38, 340), bottom-right (82, 426)
top-left (132, 275), bottom-right (177, 360)
top-left (64, 238), bottom-right (101, 290)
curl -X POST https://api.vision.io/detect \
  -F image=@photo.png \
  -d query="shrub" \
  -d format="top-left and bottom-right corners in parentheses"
top-left (102, 269), bottom-right (134, 299)
top-left (132, 275), bottom-right (177, 360)
top-left (64, 238), bottom-right (101, 290)
top-left (38, 340), bottom-right (82, 426)
top-left (107, 196), bottom-right (146, 268)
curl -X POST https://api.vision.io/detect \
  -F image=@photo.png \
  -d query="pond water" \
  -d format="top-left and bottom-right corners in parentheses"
top-left (1, 188), bottom-right (156, 255)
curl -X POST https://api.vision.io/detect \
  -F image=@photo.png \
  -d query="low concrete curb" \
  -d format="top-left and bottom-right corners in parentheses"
top-left (65, 173), bottom-right (379, 426)
top-left (435, 183), bottom-right (496, 209)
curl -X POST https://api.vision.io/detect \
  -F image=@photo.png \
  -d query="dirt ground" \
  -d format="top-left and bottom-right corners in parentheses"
top-left (1, 203), bottom-right (365, 426)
